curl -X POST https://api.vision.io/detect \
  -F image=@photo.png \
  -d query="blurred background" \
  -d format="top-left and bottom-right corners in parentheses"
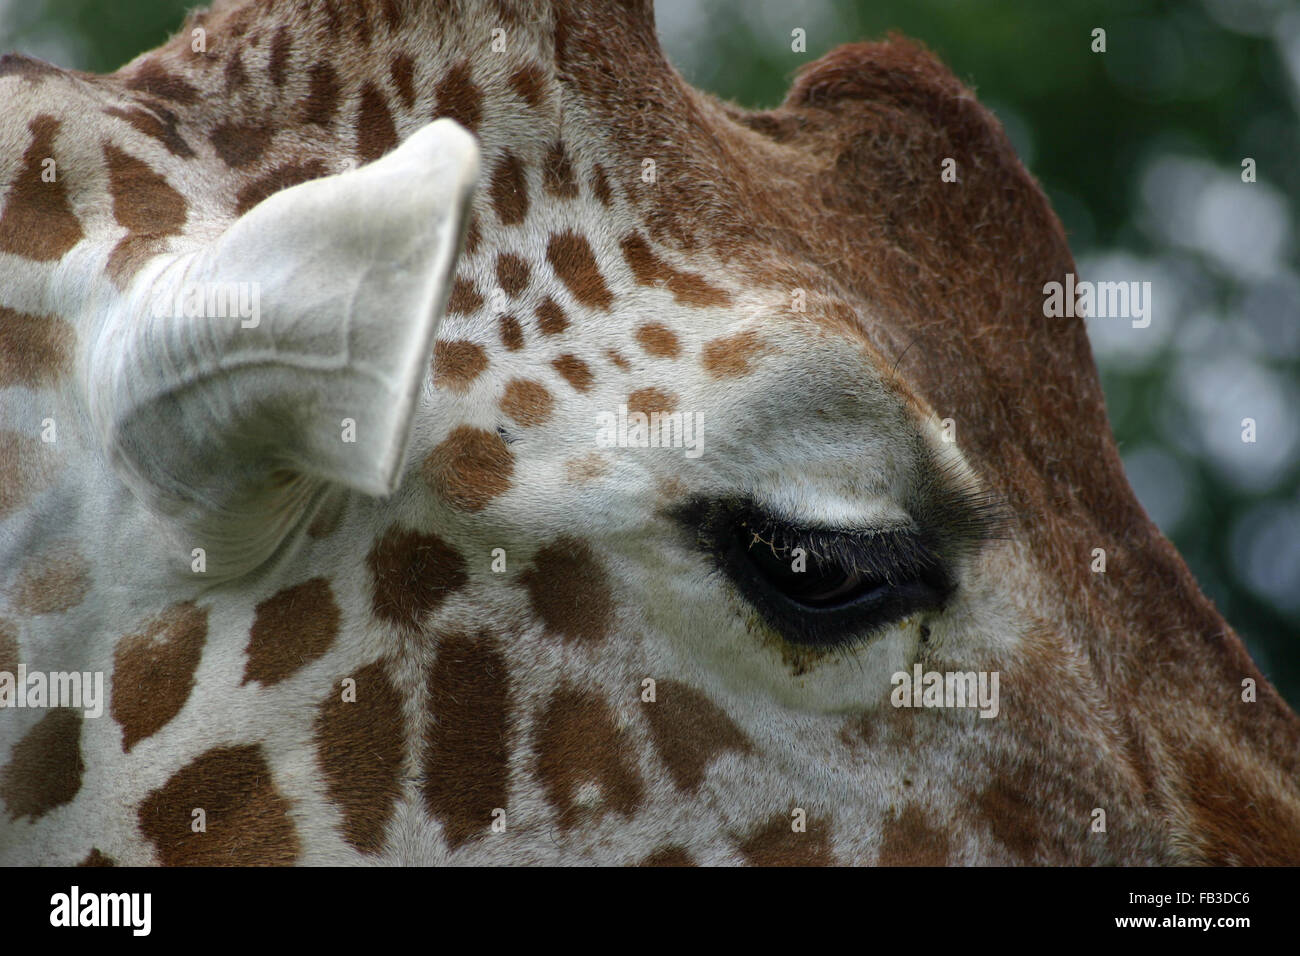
top-left (2, 0), bottom-right (1297, 705)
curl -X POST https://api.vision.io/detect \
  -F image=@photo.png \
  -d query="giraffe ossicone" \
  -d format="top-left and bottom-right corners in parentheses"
top-left (88, 118), bottom-right (479, 577)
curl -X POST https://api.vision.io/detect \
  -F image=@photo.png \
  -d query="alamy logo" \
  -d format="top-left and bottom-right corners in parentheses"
top-left (150, 280), bottom-right (261, 328)
top-left (891, 665), bottom-right (1000, 718)
top-left (1042, 272), bottom-right (1151, 328)
top-left (0, 666), bottom-right (104, 718)
top-left (50, 886), bottom-right (151, 936)
top-left (595, 403), bottom-right (704, 458)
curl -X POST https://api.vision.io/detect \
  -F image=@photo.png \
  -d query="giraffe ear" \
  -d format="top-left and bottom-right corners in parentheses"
top-left (87, 118), bottom-right (479, 578)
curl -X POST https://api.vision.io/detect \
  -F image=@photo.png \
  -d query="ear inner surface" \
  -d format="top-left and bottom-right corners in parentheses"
top-left (86, 118), bottom-right (480, 579)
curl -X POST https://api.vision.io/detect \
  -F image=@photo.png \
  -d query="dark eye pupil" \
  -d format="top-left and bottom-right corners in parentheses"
top-left (735, 527), bottom-right (882, 608)
top-left (673, 499), bottom-right (960, 650)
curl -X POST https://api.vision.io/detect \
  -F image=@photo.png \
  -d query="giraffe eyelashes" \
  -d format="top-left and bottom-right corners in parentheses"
top-left (684, 499), bottom-right (957, 650)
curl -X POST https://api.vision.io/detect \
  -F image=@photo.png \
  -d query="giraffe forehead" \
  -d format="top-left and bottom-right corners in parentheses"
top-left (420, 132), bottom-right (923, 447)
top-left (427, 244), bottom-right (931, 487)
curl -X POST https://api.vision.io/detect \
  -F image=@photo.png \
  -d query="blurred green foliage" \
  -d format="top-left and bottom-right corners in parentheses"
top-left (2, 0), bottom-right (1296, 704)
top-left (1, 0), bottom-right (191, 74)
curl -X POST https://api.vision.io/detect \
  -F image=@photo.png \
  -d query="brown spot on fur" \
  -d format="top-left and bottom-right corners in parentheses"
top-left (366, 525), bottom-right (469, 629)
top-left (302, 62), bottom-right (341, 125)
top-left (547, 231), bottom-right (612, 309)
top-left (635, 322), bottom-right (681, 359)
top-left (490, 0), bottom-right (525, 28)
top-left (878, 804), bottom-right (951, 865)
top-left (553, 6), bottom-right (572, 67)
top-left (210, 120), bottom-right (272, 168)
top-left (974, 753), bottom-right (1079, 864)
top-left (78, 848), bottom-right (116, 866)
top-left (268, 25), bottom-right (291, 86)
top-left (390, 53), bottom-right (416, 110)
top-left (224, 1), bottom-right (258, 37)
top-left (520, 538), bottom-right (613, 643)
top-left (643, 680), bottom-right (751, 792)
top-left (543, 141), bottom-right (579, 198)
top-left (126, 58), bottom-right (198, 103)
top-left (0, 430), bottom-right (55, 519)
top-left (350, 1), bottom-right (373, 44)
top-left (242, 578), bottom-right (339, 686)
top-left (638, 845), bottom-right (695, 866)
top-left (235, 160), bottom-right (328, 214)
top-left (111, 602), bottom-right (208, 753)
top-left (606, 348), bottom-right (630, 370)
top-left (320, 0), bottom-right (342, 34)
top-left (433, 60), bottom-right (481, 133)
top-left (103, 106), bottom-right (194, 158)
top-left (625, 386), bottom-right (677, 417)
top-left (463, 213), bottom-right (481, 254)
top-left (499, 379), bottom-right (554, 427)
top-left (445, 276), bottom-right (483, 315)
top-left (507, 62), bottom-right (547, 109)
top-left (0, 306), bottom-right (73, 388)
top-left (0, 618), bottom-right (17, 676)
top-left (499, 314), bottom-right (524, 351)
top-left (0, 53), bottom-right (60, 83)
top-left (222, 49), bottom-right (246, 94)
top-left (495, 252), bottom-right (530, 297)
top-left (489, 152), bottom-right (528, 225)
top-left (536, 687), bottom-right (643, 830)
top-left (0, 116), bottom-right (83, 261)
top-left (104, 144), bottom-right (187, 285)
top-left (315, 659), bottom-right (405, 854)
top-left (422, 631), bottom-right (513, 850)
top-left (621, 232), bottom-right (729, 306)
top-left (356, 82), bottom-right (398, 163)
top-left (738, 813), bottom-right (834, 866)
top-left (138, 744), bottom-right (299, 865)
top-left (10, 540), bottom-right (90, 615)
top-left (0, 709), bottom-right (84, 821)
top-left (591, 163), bottom-right (614, 205)
top-left (564, 454), bottom-right (609, 483)
top-left (701, 330), bottom-right (770, 379)
top-left (551, 354), bottom-right (593, 391)
top-left (422, 426), bottom-right (515, 512)
top-left (535, 297), bottom-right (568, 335)
top-left (105, 144), bottom-right (187, 234)
top-left (433, 340), bottom-right (489, 392)
top-left (381, 0), bottom-right (403, 31)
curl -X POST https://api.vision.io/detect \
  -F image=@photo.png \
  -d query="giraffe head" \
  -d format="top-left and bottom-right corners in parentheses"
top-left (2, 0), bottom-right (1298, 865)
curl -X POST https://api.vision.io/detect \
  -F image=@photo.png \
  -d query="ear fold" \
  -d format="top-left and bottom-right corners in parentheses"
top-left (86, 118), bottom-right (479, 578)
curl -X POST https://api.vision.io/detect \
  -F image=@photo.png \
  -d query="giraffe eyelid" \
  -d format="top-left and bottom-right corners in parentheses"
top-left (735, 506), bottom-right (943, 581)
top-left (677, 497), bottom-right (956, 649)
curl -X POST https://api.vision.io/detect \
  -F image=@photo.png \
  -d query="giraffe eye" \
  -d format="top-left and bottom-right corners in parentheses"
top-left (681, 499), bottom-right (954, 649)
top-left (736, 527), bottom-right (884, 608)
